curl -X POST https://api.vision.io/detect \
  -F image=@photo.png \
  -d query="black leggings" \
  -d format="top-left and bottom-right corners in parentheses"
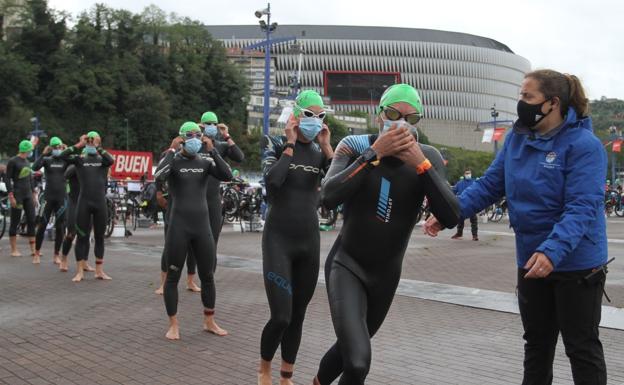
top-left (9, 197), bottom-right (36, 237)
top-left (208, 197), bottom-right (223, 272)
top-left (160, 211), bottom-right (196, 275)
top-left (35, 198), bottom-right (66, 254)
top-left (260, 232), bottom-right (319, 364)
top-left (74, 199), bottom-right (107, 261)
top-left (316, 259), bottom-right (397, 385)
top-left (163, 218), bottom-right (216, 316)
top-left (62, 198), bottom-right (77, 257)
top-left (517, 268), bottom-right (606, 385)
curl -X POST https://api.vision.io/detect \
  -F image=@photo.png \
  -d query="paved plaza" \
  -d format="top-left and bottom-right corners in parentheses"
top-left (1, 218), bottom-right (624, 385)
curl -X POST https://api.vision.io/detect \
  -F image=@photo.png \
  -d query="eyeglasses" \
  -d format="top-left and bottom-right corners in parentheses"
top-left (300, 108), bottom-right (327, 120)
top-left (381, 106), bottom-right (422, 125)
top-left (184, 131), bottom-right (202, 139)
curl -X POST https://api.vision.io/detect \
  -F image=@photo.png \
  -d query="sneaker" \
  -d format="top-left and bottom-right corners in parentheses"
top-left (472, 236), bottom-right (479, 241)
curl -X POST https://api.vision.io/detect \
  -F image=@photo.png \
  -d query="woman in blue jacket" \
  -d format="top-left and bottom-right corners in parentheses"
top-left (426, 69), bottom-right (608, 385)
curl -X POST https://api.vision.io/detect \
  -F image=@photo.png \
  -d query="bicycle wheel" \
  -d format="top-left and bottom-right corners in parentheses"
top-left (105, 199), bottom-right (115, 238)
top-left (615, 197), bottom-right (624, 217)
top-left (0, 198), bottom-right (7, 240)
top-left (491, 207), bottom-right (504, 222)
top-left (222, 188), bottom-right (239, 223)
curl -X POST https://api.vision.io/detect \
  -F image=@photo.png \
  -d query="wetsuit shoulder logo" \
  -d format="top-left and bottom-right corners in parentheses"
top-left (289, 164), bottom-right (320, 174)
top-left (179, 168), bottom-right (203, 173)
top-left (376, 177), bottom-right (392, 223)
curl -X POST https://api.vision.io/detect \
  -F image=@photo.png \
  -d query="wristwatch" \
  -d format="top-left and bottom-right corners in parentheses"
top-left (283, 142), bottom-right (295, 151)
top-left (361, 147), bottom-right (378, 165)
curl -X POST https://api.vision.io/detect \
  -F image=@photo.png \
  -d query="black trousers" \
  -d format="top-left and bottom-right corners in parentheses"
top-left (517, 268), bottom-right (607, 385)
top-left (456, 215), bottom-right (478, 236)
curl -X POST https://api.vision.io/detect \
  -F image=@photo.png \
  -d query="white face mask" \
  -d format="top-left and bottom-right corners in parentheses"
top-left (381, 119), bottom-right (419, 142)
top-left (465, 174), bottom-right (472, 179)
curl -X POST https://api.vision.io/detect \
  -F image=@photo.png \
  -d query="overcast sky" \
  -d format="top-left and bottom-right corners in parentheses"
top-left (48, 0), bottom-right (624, 100)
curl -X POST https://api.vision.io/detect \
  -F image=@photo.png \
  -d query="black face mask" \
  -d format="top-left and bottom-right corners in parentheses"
top-left (517, 99), bottom-right (553, 129)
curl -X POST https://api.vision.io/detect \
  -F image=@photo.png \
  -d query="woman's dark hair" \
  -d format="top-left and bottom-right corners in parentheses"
top-left (525, 69), bottom-right (589, 117)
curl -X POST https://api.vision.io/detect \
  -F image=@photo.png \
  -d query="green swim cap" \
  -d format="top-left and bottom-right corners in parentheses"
top-left (19, 140), bottom-right (34, 153)
top-left (179, 121), bottom-right (201, 135)
top-left (377, 84), bottom-right (423, 115)
top-left (49, 136), bottom-right (63, 147)
top-left (200, 112), bottom-right (218, 124)
top-left (293, 90), bottom-right (324, 117)
top-left (87, 131), bottom-right (100, 139)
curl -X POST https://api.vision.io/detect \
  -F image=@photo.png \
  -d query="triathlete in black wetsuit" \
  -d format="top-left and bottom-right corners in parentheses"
top-left (154, 122), bottom-right (232, 340)
top-left (6, 140), bottom-right (37, 259)
top-left (258, 90), bottom-right (334, 385)
top-left (198, 112), bottom-right (245, 249)
top-left (58, 131), bottom-right (114, 282)
top-left (59, 164), bottom-right (84, 272)
top-left (313, 84), bottom-right (460, 385)
top-left (32, 137), bottom-right (68, 264)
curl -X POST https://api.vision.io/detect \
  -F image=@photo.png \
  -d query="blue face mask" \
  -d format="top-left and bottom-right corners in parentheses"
top-left (203, 124), bottom-right (218, 138)
top-left (52, 149), bottom-right (62, 156)
top-left (85, 146), bottom-right (97, 155)
top-left (27, 152), bottom-right (33, 158)
top-left (184, 137), bottom-right (202, 155)
top-left (298, 117), bottom-right (323, 141)
top-left (382, 119), bottom-right (419, 142)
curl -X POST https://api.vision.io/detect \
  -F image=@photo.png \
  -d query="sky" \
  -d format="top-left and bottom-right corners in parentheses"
top-left (48, 0), bottom-right (624, 100)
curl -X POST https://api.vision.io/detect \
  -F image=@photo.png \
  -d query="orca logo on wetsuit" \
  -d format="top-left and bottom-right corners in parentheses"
top-left (376, 177), bottom-right (393, 222)
top-left (83, 162), bottom-right (102, 167)
top-left (50, 164), bottom-right (64, 168)
top-left (179, 168), bottom-right (203, 173)
top-left (266, 271), bottom-right (293, 296)
top-left (289, 164), bottom-right (320, 174)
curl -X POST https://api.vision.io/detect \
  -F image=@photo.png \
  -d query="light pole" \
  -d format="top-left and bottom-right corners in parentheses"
top-left (29, 116), bottom-right (46, 160)
top-left (476, 104), bottom-right (513, 155)
top-left (609, 125), bottom-right (622, 186)
top-left (491, 105), bottom-right (499, 154)
top-left (255, 4), bottom-right (278, 136)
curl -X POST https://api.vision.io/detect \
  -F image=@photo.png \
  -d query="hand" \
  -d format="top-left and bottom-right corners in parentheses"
top-left (284, 115), bottom-right (298, 144)
top-left (170, 136), bottom-right (184, 150)
top-left (43, 146), bottom-right (51, 155)
top-left (423, 216), bottom-right (444, 237)
top-left (202, 135), bottom-right (214, 151)
top-left (317, 124), bottom-right (331, 147)
top-left (156, 192), bottom-right (168, 209)
top-left (371, 125), bottom-right (413, 159)
top-left (9, 195), bottom-right (16, 208)
top-left (217, 123), bottom-right (229, 137)
top-left (76, 135), bottom-right (87, 149)
top-left (93, 136), bottom-right (101, 147)
top-left (395, 141), bottom-right (427, 168)
top-left (524, 252), bottom-right (554, 279)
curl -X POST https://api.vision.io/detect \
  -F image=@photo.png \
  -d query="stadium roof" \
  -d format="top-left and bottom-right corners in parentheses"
top-left (205, 25), bottom-right (514, 53)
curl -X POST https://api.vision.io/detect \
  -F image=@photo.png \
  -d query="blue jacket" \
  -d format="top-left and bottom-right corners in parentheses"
top-left (459, 108), bottom-right (608, 271)
top-left (453, 178), bottom-right (474, 195)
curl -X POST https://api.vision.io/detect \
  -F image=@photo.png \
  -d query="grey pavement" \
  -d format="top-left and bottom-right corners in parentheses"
top-left (0, 218), bottom-right (623, 385)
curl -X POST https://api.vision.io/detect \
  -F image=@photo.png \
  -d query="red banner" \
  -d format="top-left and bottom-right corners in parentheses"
top-left (614, 140), bottom-right (622, 153)
top-left (108, 150), bottom-right (153, 180)
top-left (492, 127), bottom-right (506, 142)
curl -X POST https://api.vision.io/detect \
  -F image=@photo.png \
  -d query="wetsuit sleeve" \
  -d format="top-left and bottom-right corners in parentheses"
top-left (154, 150), bottom-right (175, 182)
top-left (207, 149), bottom-right (233, 181)
top-left (534, 138), bottom-right (607, 267)
top-left (5, 159), bottom-right (15, 194)
top-left (262, 135), bottom-right (292, 191)
top-left (97, 148), bottom-right (114, 167)
top-left (32, 155), bottom-right (46, 171)
top-left (458, 136), bottom-right (508, 219)
top-left (64, 165), bottom-right (76, 179)
top-left (58, 146), bottom-right (80, 165)
top-left (320, 136), bottom-right (372, 210)
top-left (420, 145), bottom-right (460, 229)
top-left (223, 141), bottom-right (245, 163)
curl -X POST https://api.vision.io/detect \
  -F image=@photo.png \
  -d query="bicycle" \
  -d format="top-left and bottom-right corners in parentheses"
top-left (221, 183), bottom-right (241, 223)
top-left (489, 198), bottom-right (507, 223)
top-left (237, 185), bottom-right (264, 232)
top-left (0, 195), bottom-right (8, 240)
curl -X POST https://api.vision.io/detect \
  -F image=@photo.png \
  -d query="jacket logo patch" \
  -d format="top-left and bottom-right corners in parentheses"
top-left (541, 152), bottom-right (561, 170)
top-left (545, 152), bottom-right (557, 163)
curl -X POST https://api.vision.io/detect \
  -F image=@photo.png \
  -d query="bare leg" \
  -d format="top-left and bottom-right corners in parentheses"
top-left (29, 238), bottom-right (36, 257)
top-left (94, 259), bottom-right (112, 280)
top-left (258, 359), bottom-right (272, 385)
top-left (186, 273), bottom-right (201, 292)
top-left (84, 261), bottom-right (95, 272)
top-left (166, 315), bottom-right (180, 340)
top-left (203, 309), bottom-right (227, 336)
top-left (155, 271), bottom-right (166, 295)
top-left (9, 236), bottom-right (21, 257)
top-left (280, 361), bottom-right (294, 385)
top-left (59, 255), bottom-right (69, 272)
top-left (53, 254), bottom-right (61, 265)
top-left (72, 261), bottom-right (84, 282)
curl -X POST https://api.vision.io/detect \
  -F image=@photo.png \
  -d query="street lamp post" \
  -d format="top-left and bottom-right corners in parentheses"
top-left (609, 125), bottom-right (622, 186)
top-left (29, 116), bottom-right (46, 160)
top-left (255, 3), bottom-right (278, 136)
top-left (491, 105), bottom-right (499, 155)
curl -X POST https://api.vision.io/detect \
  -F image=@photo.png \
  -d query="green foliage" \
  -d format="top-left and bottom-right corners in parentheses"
top-left (432, 144), bottom-right (495, 184)
top-left (0, 1), bottom-right (248, 159)
top-left (326, 114), bottom-right (349, 149)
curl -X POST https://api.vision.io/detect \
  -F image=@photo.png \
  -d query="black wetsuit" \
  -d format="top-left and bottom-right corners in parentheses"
top-left (6, 156), bottom-right (36, 237)
top-left (154, 148), bottom-right (232, 316)
top-left (315, 135), bottom-right (459, 385)
top-left (260, 136), bottom-right (330, 364)
top-left (59, 147), bottom-right (113, 262)
top-left (33, 154), bottom-right (68, 254)
top-left (61, 165), bottom-right (80, 257)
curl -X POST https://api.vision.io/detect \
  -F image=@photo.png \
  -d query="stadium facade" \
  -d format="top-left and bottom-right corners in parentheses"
top-left (206, 25), bottom-right (531, 152)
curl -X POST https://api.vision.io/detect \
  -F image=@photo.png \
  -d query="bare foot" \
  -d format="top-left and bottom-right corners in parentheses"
top-left (59, 258), bottom-right (69, 272)
top-left (53, 255), bottom-right (61, 265)
top-left (95, 271), bottom-right (112, 280)
top-left (155, 285), bottom-right (164, 295)
top-left (11, 251), bottom-right (22, 257)
top-left (72, 271), bottom-right (84, 282)
top-left (279, 377), bottom-right (294, 385)
top-left (84, 263), bottom-right (95, 272)
top-left (32, 255), bottom-right (41, 264)
top-left (203, 317), bottom-right (228, 336)
top-left (258, 372), bottom-right (272, 385)
top-left (187, 280), bottom-right (201, 292)
top-left (166, 320), bottom-right (180, 340)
